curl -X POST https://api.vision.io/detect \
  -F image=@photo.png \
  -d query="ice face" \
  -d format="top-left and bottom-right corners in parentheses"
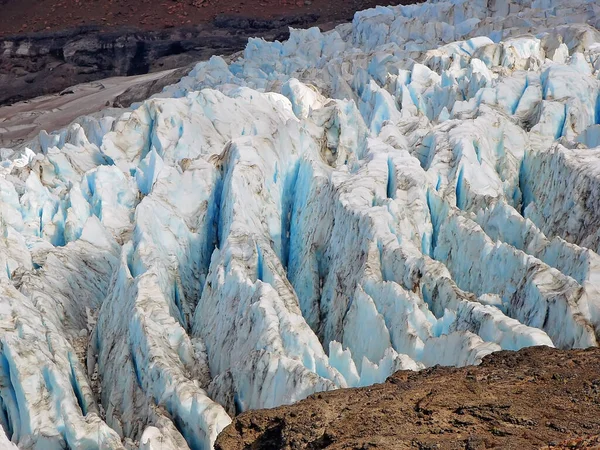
top-left (1, 0), bottom-right (600, 448)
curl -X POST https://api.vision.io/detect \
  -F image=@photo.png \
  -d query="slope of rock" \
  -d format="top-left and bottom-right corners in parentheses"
top-left (216, 346), bottom-right (600, 450)
top-left (0, 0), bottom-right (416, 106)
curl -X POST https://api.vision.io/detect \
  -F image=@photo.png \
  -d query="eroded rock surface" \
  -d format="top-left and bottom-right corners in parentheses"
top-left (216, 346), bottom-right (600, 450)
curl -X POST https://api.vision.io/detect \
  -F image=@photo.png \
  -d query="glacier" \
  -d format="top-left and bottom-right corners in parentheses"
top-left (1, 0), bottom-right (600, 448)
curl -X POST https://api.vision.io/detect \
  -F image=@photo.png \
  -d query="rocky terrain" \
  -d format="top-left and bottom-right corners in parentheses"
top-left (215, 346), bottom-right (600, 450)
top-left (0, 0), bottom-right (403, 37)
top-left (0, 67), bottom-right (190, 149)
top-left (0, 16), bottom-right (312, 106)
top-left (0, 0), bottom-right (413, 106)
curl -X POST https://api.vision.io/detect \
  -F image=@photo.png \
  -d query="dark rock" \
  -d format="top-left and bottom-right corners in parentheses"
top-left (0, 18), bottom-right (311, 106)
top-left (113, 65), bottom-right (193, 108)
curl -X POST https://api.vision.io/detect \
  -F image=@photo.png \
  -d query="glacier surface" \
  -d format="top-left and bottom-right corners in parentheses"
top-left (2, 0), bottom-right (600, 448)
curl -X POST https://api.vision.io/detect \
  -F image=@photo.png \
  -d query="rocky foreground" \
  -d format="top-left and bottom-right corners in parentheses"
top-left (216, 346), bottom-right (600, 450)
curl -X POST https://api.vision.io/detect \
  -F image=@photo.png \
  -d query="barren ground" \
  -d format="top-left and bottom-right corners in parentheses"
top-left (216, 347), bottom-right (600, 450)
top-left (0, 0), bottom-right (409, 37)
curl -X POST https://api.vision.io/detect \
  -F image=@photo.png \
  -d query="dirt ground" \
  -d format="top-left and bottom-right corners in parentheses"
top-left (0, 67), bottom-right (187, 149)
top-left (0, 0), bottom-right (410, 37)
top-left (215, 346), bottom-right (600, 450)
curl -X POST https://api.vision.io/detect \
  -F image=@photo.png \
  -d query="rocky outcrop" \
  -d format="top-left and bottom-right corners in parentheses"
top-left (112, 65), bottom-right (193, 108)
top-left (0, 13), bottom-right (322, 106)
top-left (215, 346), bottom-right (600, 450)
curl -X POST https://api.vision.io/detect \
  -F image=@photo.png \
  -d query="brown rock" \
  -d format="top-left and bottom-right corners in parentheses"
top-left (216, 347), bottom-right (600, 450)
